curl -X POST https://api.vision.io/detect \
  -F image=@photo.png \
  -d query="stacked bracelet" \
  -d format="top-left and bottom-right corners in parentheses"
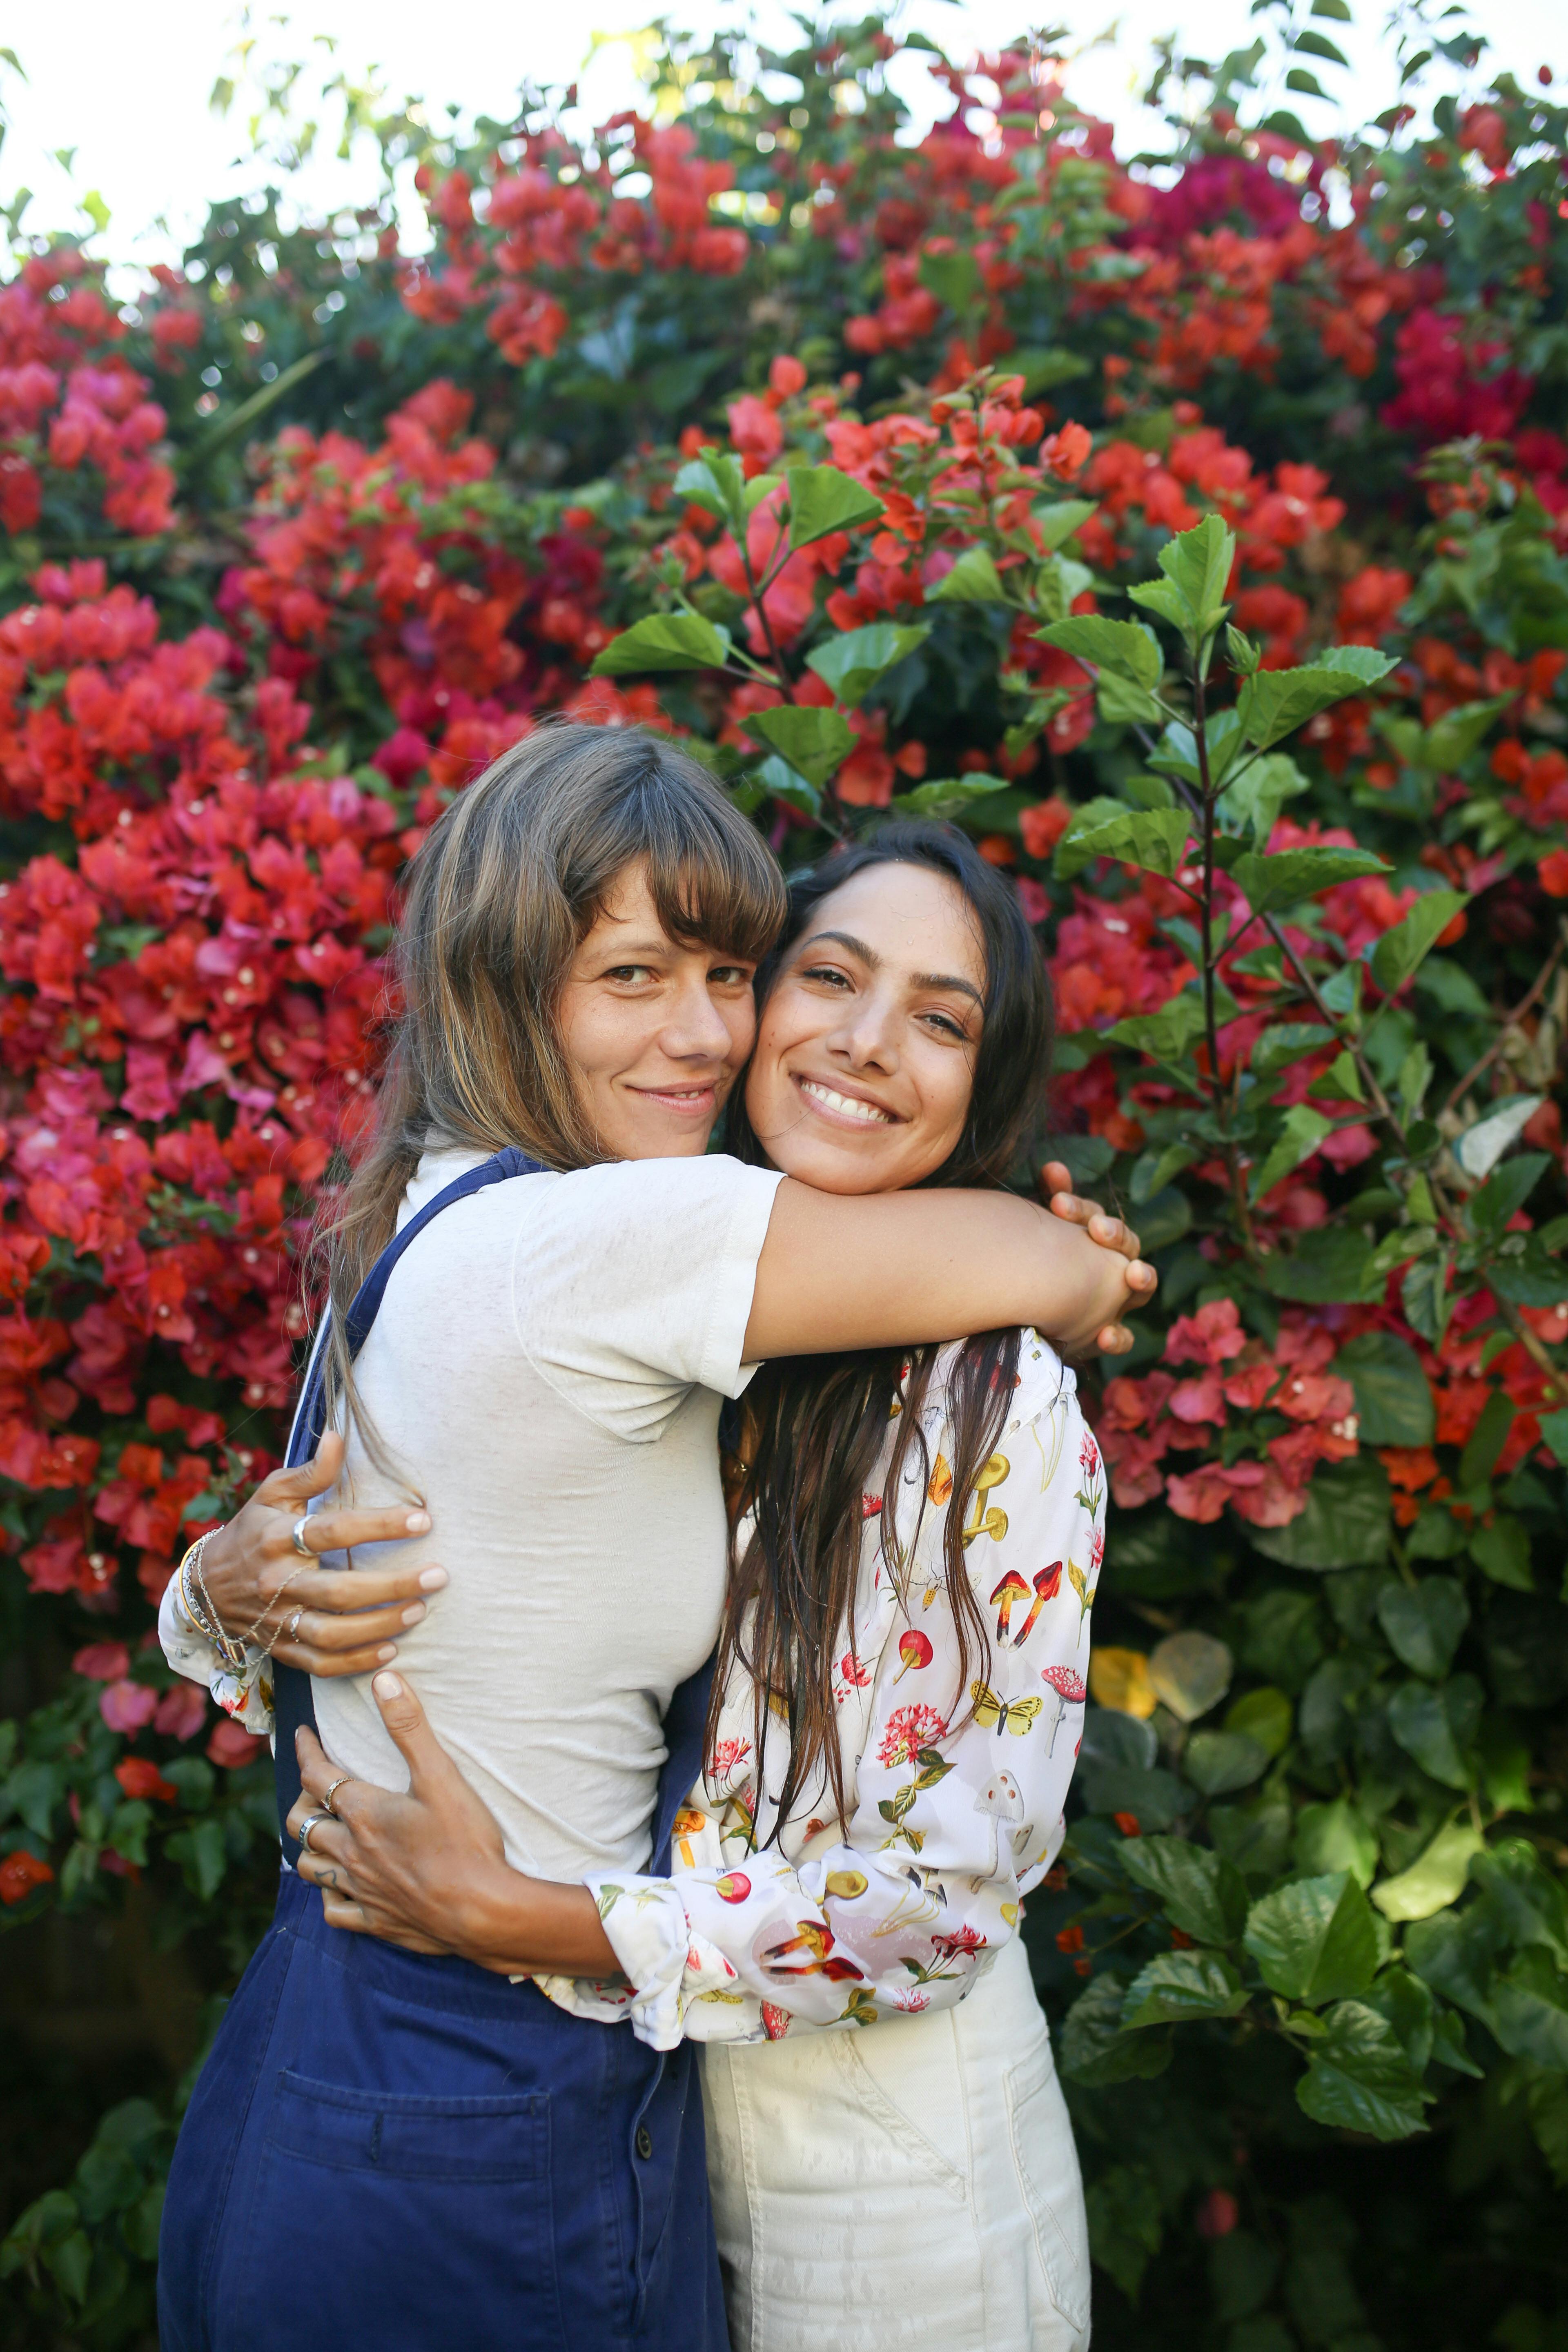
top-left (178, 1534), bottom-right (249, 1670)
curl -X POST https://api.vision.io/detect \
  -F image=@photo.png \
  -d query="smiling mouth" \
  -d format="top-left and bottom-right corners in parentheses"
top-left (795, 1075), bottom-right (898, 1127)
top-left (631, 1083), bottom-right (718, 1114)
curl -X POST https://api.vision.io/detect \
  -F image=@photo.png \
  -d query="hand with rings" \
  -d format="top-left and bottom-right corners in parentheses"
top-left (187, 1430), bottom-right (451, 1680)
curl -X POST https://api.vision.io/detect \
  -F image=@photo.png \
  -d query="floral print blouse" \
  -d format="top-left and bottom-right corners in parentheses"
top-left (548, 1330), bottom-right (1103, 2051)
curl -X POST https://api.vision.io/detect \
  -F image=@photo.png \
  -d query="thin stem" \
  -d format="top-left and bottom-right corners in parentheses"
top-left (1440, 927), bottom-right (1567, 1121)
top-left (1493, 1296), bottom-right (1568, 1408)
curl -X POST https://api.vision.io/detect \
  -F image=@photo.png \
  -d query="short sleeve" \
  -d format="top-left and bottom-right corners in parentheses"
top-left (513, 1155), bottom-right (783, 1440)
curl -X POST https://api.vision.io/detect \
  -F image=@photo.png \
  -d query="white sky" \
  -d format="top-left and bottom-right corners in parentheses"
top-left (1, 0), bottom-right (1561, 277)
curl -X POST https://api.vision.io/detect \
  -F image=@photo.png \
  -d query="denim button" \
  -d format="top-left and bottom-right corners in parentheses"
top-left (635, 2125), bottom-right (653, 2160)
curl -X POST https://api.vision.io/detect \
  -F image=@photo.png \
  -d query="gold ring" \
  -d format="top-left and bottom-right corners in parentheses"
top-left (322, 1775), bottom-right (353, 1815)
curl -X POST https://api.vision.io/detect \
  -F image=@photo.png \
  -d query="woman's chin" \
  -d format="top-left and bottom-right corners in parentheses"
top-left (766, 1140), bottom-right (911, 1196)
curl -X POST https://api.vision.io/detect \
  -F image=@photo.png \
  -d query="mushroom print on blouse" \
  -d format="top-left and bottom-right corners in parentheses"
top-left (553, 1332), bottom-right (1106, 2051)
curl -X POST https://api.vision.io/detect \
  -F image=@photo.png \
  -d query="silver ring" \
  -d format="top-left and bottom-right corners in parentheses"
top-left (322, 1775), bottom-right (353, 1815)
top-left (284, 1607), bottom-right (305, 1642)
top-left (290, 1516), bottom-right (315, 1560)
top-left (297, 1813), bottom-right (330, 1854)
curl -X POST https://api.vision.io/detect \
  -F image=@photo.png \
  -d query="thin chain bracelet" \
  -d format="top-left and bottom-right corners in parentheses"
top-left (240, 1555), bottom-right (313, 1655)
top-left (182, 1534), bottom-right (249, 1670)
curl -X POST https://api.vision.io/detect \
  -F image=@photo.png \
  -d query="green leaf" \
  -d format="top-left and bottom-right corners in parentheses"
top-left (1540, 1409), bottom-right (1568, 1468)
top-left (1365, 1964), bottom-right (1436, 2071)
top-left (1286, 65), bottom-right (1329, 95)
top-left (672, 450), bottom-right (747, 529)
top-left (1249, 1458), bottom-right (1392, 1569)
top-left (1055, 805), bottom-right (1193, 882)
top-left (744, 705), bottom-right (855, 788)
top-left (1250, 1104), bottom-right (1333, 1203)
top-left (1294, 1800), bottom-right (1379, 1890)
top-left (1368, 891), bottom-right (1467, 996)
top-left (1184, 1731), bottom-right (1270, 1795)
top-left (1104, 991), bottom-right (1210, 1065)
top-left (1455, 1095), bottom-right (1543, 1182)
top-left (1119, 1835), bottom-right (1249, 1945)
top-left (1458, 1389), bottom-right (1516, 1490)
top-left (1296, 2002), bottom-right (1432, 2140)
top-left (806, 622), bottom-right (930, 707)
top-left (1243, 1871), bottom-right (1380, 2004)
top-left (1149, 1630), bottom-right (1234, 1722)
top-left (1037, 615), bottom-right (1163, 688)
top-left (785, 464), bottom-right (884, 550)
top-left (927, 546), bottom-right (1010, 603)
top-left (1294, 27), bottom-right (1350, 63)
top-left (1232, 845), bottom-right (1388, 916)
top-left (1376, 1578), bottom-right (1469, 1679)
top-left (918, 244), bottom-right (982, 314)
top-left (1219, 751), bottom-right (1308, 845)
top-left (1225, 1686), bottom-right (1293, 1758)
top-left (1060, 1973), bottom-right (1173, 2084)
top-left (891, 772), bottom-right (1009, 820)
top-left (1237, 663), bottom-right (1374, 751)
top-left (1387, 1674), bottom-right (1483, 1789)
top-left (1372, 1820), bottom-right (1488, 1923)
top-left (1467, 1151), bottom-right (1550, 1242)
top-left (1083, 2162), bottom-right (1165, 2302)
top-left (1155, 512), bottom-right (1236, 636)
top-left (1423, 695), bottom-right (1511, 770)
top-left (1470, 1838), bottom-right (1568, 1965)
top-left (1401, 1250), bottom-right (1454, 1347)
top-left (1033, 497), bottom-right (1098, 550)
top-left (1470, 1516), bottom-right (1534, 1591)
top-left (754, 754), bottom-right (821, 818)
top-left (1122, 1950), bottom-right (1249, 2027)
top-left (1491, 1948), bottom-right (1568, 2069)
top-left (1334, 1332), bottom-right (1434, 1445)
top-left (1250, 1022), bottom-right (1334, 1082)
top-left (590, 611), bottom-right (733, 676)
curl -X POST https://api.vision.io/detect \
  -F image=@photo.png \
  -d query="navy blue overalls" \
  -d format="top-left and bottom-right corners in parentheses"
top-left (158, 1149), bottom-right (728, 2352)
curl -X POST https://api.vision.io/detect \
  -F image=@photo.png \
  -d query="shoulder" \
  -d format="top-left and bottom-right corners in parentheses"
top-left (521, 1152), bottom-right (779, 1229)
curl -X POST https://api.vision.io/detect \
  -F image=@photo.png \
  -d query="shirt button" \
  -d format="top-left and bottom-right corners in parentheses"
top-left (635, 2125), bottom-right (654, 2160)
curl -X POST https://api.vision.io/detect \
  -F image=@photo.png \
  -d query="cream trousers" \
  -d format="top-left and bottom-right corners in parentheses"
top-left (699, 1936), bottom-right (1091, 2352)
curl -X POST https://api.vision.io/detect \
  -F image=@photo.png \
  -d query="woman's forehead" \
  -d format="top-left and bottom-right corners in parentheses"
top-left (802, 863), bottom-right (986, 980)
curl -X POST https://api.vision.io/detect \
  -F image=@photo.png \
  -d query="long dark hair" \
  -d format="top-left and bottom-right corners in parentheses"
top-left (716, 821), bottom-right (1055, 1838)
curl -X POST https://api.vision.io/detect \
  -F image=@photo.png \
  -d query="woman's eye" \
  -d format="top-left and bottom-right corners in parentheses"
top-left (710, 965), bottom-right (751, 987)
top-left (606, 964), bottom-right (656, 984)
top-left (922, 1010), bottom-right (971, 1042)
top-left (800, 964), bottom-right (850, 989)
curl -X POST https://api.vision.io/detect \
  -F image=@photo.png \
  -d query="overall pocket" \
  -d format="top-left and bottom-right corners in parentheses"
top-left (1006, 2040), bottom-right (1092, 2341)
top-left (224, 2069), bottom-right (565, 2352)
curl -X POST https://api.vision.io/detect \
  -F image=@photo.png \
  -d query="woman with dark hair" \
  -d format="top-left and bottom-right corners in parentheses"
top-left (157, 735), bottom-right (1146, 2352)
top-left (266, 820), bottom-right (1106, 2349)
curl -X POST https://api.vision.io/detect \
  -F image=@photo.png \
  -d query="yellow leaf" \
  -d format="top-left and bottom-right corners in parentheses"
top-left (1089, 1647), bottom-right (1157, 1719)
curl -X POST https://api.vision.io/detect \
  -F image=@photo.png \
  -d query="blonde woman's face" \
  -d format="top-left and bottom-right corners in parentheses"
top-left (742, 862), bottom-right (985, 1196)
top-left (558, 862), bottom-right (760, 1160)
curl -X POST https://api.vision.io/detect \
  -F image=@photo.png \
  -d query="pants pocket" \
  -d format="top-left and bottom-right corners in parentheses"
top-left (224, 2070), bottom-right (565, 2352)
top-left (1005, 2040), bottom-right (1092, 2341)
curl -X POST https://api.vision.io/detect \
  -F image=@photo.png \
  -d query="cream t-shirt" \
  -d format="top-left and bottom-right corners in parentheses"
top-left (305, 1146), bottom-right (783, 1881)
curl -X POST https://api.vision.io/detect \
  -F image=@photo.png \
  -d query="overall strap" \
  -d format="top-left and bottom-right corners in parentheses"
top-left (274, 1146), bottom-right (545, 1855)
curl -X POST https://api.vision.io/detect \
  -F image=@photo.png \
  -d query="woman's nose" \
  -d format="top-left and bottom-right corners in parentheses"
top-left (665, 977), bottom-right (737, 1060)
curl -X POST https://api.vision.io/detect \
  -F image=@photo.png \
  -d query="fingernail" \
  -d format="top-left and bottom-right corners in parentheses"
top-left (373, 1671), bottom-right (403, 1700)
top-left (376, 1645), bottom-right (398, 1664)
top-left (405, 1512), bottom-right (431, 1532)
top-left (418, 1567), bottom-right (448, 1590)
top-left (401, 1604), bottom-right (426, 1626)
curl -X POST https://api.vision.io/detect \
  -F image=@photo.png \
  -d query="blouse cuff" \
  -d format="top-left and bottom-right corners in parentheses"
top-left (581, 1873), bottom-right (740, 2051)
top-left (157, 1572), bottom-right (277, 1735)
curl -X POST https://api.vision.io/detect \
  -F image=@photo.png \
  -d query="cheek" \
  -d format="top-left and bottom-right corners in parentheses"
top-left (902, 1058), bottom-right (973, 1168)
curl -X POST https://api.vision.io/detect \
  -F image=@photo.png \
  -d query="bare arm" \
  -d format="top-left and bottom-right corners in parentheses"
top-left (744, 1178), bottom-right (1154, 1361)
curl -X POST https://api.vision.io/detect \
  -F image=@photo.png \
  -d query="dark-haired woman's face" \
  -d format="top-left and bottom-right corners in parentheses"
top-left (742, 862), bottom-right (984, 1196)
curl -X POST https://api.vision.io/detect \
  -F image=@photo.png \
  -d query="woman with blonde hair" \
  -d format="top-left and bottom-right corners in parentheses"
top-left (159, 725), bottom-right (1147, 2352)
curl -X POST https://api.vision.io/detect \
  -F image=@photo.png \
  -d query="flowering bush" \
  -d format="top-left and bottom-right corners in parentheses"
top-left (2, 13), bottom-right (1567, 2347)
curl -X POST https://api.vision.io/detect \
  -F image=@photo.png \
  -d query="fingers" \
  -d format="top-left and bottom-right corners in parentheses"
top-left (296, 1503), bottom-right (437, 1558)
top-left (283, 1597), bottom-right (431, 1654)
top-left (272, 1633), bottom-right (404, 1679)
top-left (1039, 1161), bottom-right (1074, 1200)
top-left (1095, 1323), bottom-right (1135, 1356)
top-left (367, 1670), bottom-right (454, 1793)
top-left (256, 1430), bottom-right (346, 1507)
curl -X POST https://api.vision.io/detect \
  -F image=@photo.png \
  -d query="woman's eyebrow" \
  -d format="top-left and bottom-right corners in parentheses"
top-left (913, 969), bottom-right (984, 1008)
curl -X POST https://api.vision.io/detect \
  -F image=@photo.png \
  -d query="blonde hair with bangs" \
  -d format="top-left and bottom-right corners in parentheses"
top-left (316, 721), bottom-right (786, 1481)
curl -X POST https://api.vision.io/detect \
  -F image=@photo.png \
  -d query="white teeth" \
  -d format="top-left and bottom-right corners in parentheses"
top-left (799, 1078), bottom-right (893, 1125)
